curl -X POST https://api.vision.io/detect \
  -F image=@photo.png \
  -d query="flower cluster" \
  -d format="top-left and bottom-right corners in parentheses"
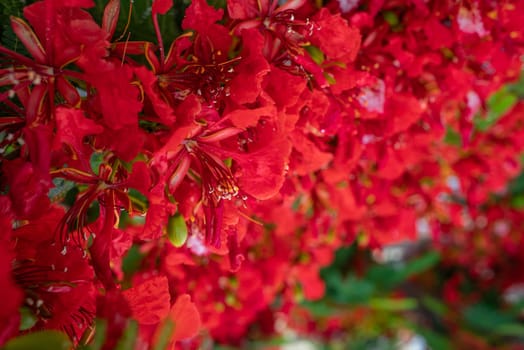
top-left (0, 0), bottom-right (523, 348)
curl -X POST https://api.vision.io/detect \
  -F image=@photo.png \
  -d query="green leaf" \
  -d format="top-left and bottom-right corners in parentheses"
top-left (493, 323), bottom-right (524, 337)
top-left (86, 200), bottom-right (100, 224)
top-left (368, 297), bottom-right (417, 311)
top-left (511, 194), bottom-right (524, 208)
top-left (291, 195), bottom-right (302, 212)
top-left (115, 320), bottom-right (138, 350)
top-left (444, 126), bottom-right (462, 146)
top-left (85, 319), bottom-right (107, 350)
top-left (49, 178), bottom-right (76, 203)
top-left (122, 244), bottom-right (144, 277)
top-left (463, 303), bottom-right (514, 332)
top-left (403, 251), bottom-right (440, 277)
top-left (383, 11), bottom-right (399, 27)
top-left (365, 264), bottom-right (405, 290)
top-left (128, 188), bottom-right (149, 213)
top-left (153, 318), bottom-right (175, 350)
top-left (4, 331), bottom-right (72, 350)
top-left (301, 301), bottom-right (338, 317)
top-left (421, 296), bottom-right (448, 317)
top-left (90, 152), bottom-right (105, 176)
top-left (415, 329), bottom-right (451, 350)
top-left (305, 45), bottom-right (325, 65)
top-left (18, 307), bottom-right (37, 331)
top-left (475, 86), bottom-right (518, 131)
top-left (334, 276), bottom-right (375, 304)
top-left (167, 213), bottom-right (188, 247)
top-left (508, 71), bottom-right (524, 98)
top-left (324, 72), bottom-right (337, 85)
top-left (487, 87), bottom-right (517, 117)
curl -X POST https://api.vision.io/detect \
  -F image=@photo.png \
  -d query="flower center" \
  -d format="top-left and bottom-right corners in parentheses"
top-left (184, 139), bottom-right (240, 203)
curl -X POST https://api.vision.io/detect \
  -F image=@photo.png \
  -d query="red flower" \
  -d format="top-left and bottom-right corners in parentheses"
top-left (152, 124), bottom-right (243, 247)
top-left (0, 197), bottom-right (23, 346)
top-left (51, 158), bottom-right (150, 288)
top-left (2, 159), bottom-right (51, 220)
top-left (122, 275), bottom-right (201, 348)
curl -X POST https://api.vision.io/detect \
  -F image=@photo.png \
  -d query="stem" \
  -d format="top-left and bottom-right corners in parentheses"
top-left (153, 14), bottom-right (165, 71)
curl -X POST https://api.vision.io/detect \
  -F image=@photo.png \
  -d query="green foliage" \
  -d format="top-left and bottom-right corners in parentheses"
top-left (463, 303), bottom-right (517, 334)
top-left (474, 73), bottom-right (524, 132)
top-left (122, 244), bottom-right (145, 278)
top-left (89, 0), bottom-right (183, 46)
top-left (90, 152), bottom-right (105, 176)
top-left (3, 331), bottom-right (72, 350)
top-left (305, 45), bottom-right (325, 65)
top-left (444, 126), bottom-right (462, 146)
top-left (114, 320), bottom-right (138, 350)
top-left (18, 307), bottom-right (37, 331)
top-left (0, 0), bottom-right (25, 53)
top-left (153, 319), bottom-right (175, 350)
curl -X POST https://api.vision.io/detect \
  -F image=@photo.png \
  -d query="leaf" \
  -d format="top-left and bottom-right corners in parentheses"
top-left (4, 331), bottom-right (72, 350)
top-left (421, 296), bottom-right (448, 317)
top-left (334, 276), bottom-right (375, 304)
top-left (18, 307), bottom-right (37, 331)
top-left (305, 45), bottom-right (325, 65)
top-left (463, 303), bottom-right (514, 332)
top-left (487, 87), bottom-right (517, 119)
top-left (493, 323), bottom-right (524, 337)
top-left (153, 318), bottom-right (175, 350)
top-left (444, 126), bottom-right (462, 146)
top-left (48, 178), bottom-right (76, 203)
top-left (383, 11), bottom-right (399, 26)
top-left (475, 86), bottom-right (518, 131)
top-left (114, 320), bottom-right (138, 350)
top-left (86, 319), bottom-right (107, 350)
top-left (301, 300), bottom-right (338, 317)
top-left (403, 251), bottom-right (440, 277)
top-left (122, 244), bottom-right (144, 277)
top-left (167, 213), bottom-right (188, 248)
top-left (368, 297), bottom-right (417, 311)
top-left (365, 264), bottom-right (405, 290)
top-left (90, 152), bottom-right (105, 176)
top-left (128, 188), bottom-right (149, 213)
top-left (511, 194), bottom-right (524, 208)
top-left (415, 329), bottom-right (451, 350)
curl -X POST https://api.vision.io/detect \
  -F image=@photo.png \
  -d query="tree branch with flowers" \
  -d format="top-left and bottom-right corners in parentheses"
top-left (1, 0), bottom-right (523, 348)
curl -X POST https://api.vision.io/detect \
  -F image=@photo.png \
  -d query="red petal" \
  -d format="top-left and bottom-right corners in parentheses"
top-left (134, 66), bottom-right (175, 125)
top-left (225, 104), bottom-right (276, 129)
top-left (152, 0), bottom-right (173, 15)
top-left (3, 160), bottom-right (51, 219)
top-left (53, 107), bottom-right (103, 157)
top-left (226, 0), bottom-right (259, 20)
top-left (197, 127), bottom-right (244, 143)
top-left (127, 161), bottom-right (152, 195)
top-left (92, 65), bottom-right (142, 130)
top-left (182, 0), bottom-right (223, 32)
top-left (236, 137), bottom-right (292, 200)
top-left (228, 29), bottom-right (270, 105)
top-left (311, 9), bottom-right (361, 61)
top-left (102, 0), bottom-right (120, 37)
top-left (387, 93), bottom-right (423, 135)
top-left (56, 77), bottom-right (81, 107)
top-left (289, 131), bottom-right (333, 175)
top-left (123, 276), bottom-right (171, 325)
top-left (10, 16), bottom-right (46, 63)
top-left (169, 294), bottom-right (201, 341)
